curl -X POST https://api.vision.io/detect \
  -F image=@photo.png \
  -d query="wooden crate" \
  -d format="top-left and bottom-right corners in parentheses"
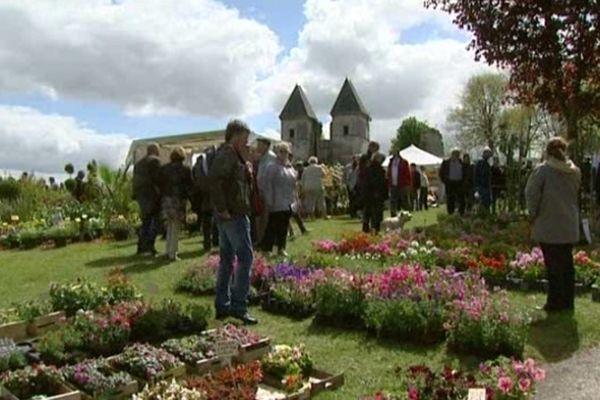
top-left (0, 321), bottom-right (27, 341)
top-left (234, 337), bottom-right (271, 364)
top-left (308, 369), bottom-right (344, 395)
top-left (28, 311), bottom-right (66, 337)
top-left (1, 383), bottom-right (80, 400)
top-left (187, 356), bottom-right (224, 376)
top-left (0, 312), bottom-right (65, 341)
top-left (256, 383), bottom-right (311, 400)
top-left (69, 380), bottom-right (138, 400)
top-left (107, 356), bottom-right (186, 386)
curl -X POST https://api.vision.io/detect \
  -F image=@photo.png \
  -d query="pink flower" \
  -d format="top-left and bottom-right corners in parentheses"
top-left (497, 376), bottom-right (513, 394)
top-left (408, 386), bottom-right (419, 400)
top-left (533, 368), bottom-right (546, 382)
top-left (518, 378), bottom-right (531, 392)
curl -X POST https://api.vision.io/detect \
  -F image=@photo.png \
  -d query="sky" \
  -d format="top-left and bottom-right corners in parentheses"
top-left (0, 0), bottom-right (495, 176)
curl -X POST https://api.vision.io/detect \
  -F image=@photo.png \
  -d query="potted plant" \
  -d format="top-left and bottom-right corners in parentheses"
top-left (107, 216), bottom-right (132, 241)
top-left (109, 343), bottom-right (185, 383)
top-left (134, 380), bottom-right (204, 399)
top-left (161, 335), bottom-right (220, 375)
top-left (261, 344), bottom-right (313, 395)
top-left (62, 358), bottom-right (137, 399)
top-left (0, 338), bottom-right (28, 373)
top-left (0, 364), bottom-right (80, 399)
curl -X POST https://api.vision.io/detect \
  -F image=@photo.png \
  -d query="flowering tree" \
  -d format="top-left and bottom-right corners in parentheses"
top-left (425, 0), bottom-right (600, 145)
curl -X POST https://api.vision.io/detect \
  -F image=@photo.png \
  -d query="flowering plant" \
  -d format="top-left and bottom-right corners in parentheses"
top-left (0, 338), bottom-right (28, 373)
top-left (111, 343), bottom-right (183, 381)
top-left (205, 324), bottom-right (262, 347)
top-left (509, 248), bottom-right (545, 283)
top-left (134, 379), bottom-right (206, 400)
top-left (0, 364), bottom-right (65, 399)
top-left (478, 356), bottom-right (545, 399)
top-left (176, 264), bottom-right (216, 295)
top-left (574, 250), bottom-right (600, 286)
top-left (62, 358), bottom-right (134, 395)
top-left (445, 288), bottom-right (528, 358)
top-left (397, 240), bottom-right (439, 268)
top-left (161, 335), bottom-right (216, 364)
top-left (314, 269), bottom-right (366, 328)
top-left (262, 344), bottom-right (313, 393)
top-left (186, 361), bottom-right (262, 400)
top-left (313, 233), bottom-right (393, 259)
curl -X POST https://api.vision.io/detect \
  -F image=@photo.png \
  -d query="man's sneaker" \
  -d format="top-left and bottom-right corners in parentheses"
top-left (231, 312), bottom-right (258, 325)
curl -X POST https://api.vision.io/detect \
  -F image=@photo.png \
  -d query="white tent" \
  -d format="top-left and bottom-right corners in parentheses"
top-left (382, 145), bottom-right (443, 167)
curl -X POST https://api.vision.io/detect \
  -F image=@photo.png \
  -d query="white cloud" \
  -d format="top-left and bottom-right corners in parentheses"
top-left (0, 0), bottom-right (281, 117)
top-left (0, 106), bottom-right (131, 175)
top-left (258, 0), bottom-right (496, 148)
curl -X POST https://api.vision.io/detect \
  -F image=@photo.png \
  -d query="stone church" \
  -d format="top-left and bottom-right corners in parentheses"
top-left (280, 78), bottom-right (370, 165)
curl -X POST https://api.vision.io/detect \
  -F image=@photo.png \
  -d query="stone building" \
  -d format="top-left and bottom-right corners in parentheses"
top-left (280, 78), bottom-right (371, 165)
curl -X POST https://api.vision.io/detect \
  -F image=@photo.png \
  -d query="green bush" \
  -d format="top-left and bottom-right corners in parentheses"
top-left (0, 179), bottom-right (21, 201)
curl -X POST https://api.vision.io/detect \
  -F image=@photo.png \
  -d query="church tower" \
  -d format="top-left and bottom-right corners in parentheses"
top-left (329, 78), bottom-right (371, 165)
top-left (279, 85), bottom-right (322, 163)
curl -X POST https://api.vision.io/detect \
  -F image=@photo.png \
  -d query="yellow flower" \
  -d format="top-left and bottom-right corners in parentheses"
top-left (117, 215), bottom-right (125, 220)
top-left (75, 218), bottom-right (81, 223)
top-left (82, 214), bottom-right (88, 220)
top-left (10, 215), bottom-right (19, 222)
top-left (2, 222), bottom-right (7, 227)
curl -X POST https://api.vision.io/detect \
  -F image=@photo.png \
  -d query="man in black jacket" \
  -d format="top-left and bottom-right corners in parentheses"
top-left (210, 120), bottom-right (257, 325)
top-left (132, 143), bottom-right (162, 255)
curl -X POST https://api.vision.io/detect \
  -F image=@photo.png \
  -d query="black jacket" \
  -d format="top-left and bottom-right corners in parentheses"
top-left (210, 144), bottom-right (252, 216)
top-left (133, 155), bottom-right (162, 214)
top-left (364, 164), bottom-right (389, 204)
top-left (160, 162), bottom-right (192, 201)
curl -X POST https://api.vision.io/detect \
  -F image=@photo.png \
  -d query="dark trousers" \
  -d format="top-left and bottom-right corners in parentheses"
top-left (419, 187), bottom-right (428, 210)
top-left (362, 202), bottom-right (384, 234)
top-left (289, 211), bottom-right (307, 235)
top-left (445, 181), bottom-right (465, 215)
top-left (390, 186), bottom-right (410, 216)
top-left (347, 186), bottom-right (358, 217)
top-left (137, 212), bottom-right (159, 253)
top-left (201, 211), bottom-right (219, 251)
top-left (262, 210), bottom-right (292, 252)
top-left (540, 243), bottom-right (575, 311)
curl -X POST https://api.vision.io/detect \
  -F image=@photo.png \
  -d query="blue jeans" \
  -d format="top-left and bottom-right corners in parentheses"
top-left (215, 215), bottom-right (254, 315)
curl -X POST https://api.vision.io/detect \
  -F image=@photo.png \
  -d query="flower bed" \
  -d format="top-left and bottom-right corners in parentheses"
top-left (361, 357), bottom-right (545, 399)
top-left (261, 344), bottom-right (313, 394)
top-left (109, 343), bottom-right (185, 383)
top-left (134, 380), bottom-right (205, 400)
top-left (185, 361), bottom-right (262, 400)
top-left (161, 335), bottom-right (221, 375)
top-left (0, 364), bottom-right (80, 400)
top-left (314, 269), bottom-right (366, 329)
top-left (62, 358), bottom-right (137, 399)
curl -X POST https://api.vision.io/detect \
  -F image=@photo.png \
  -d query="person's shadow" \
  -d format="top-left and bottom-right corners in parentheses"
top-left (529, 311), bottom-right (580, 362)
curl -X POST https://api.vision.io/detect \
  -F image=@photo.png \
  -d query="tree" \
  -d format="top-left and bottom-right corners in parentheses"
top-left (64, 163), bottom-right (74, 177)
top-left (447, 73), bottom-right (508, 152)
top-left (391, 116), bottom-right (438, 152)
top-left (425, 0), bottom-right (600, 146)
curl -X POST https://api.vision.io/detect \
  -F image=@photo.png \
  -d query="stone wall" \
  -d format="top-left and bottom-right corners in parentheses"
top-left (330, 115), bottom-right (369, 165)
top-left (281, 118), bottom-right (320, 163)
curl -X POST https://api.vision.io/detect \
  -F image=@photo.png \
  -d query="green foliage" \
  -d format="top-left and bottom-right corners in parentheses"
top-left (64, 163), bottom-right (75, 175)
top-left (0, 179), bottom-right (21, 201)
top-left (448, 73), bottom-right (508, 151)
top-left (363, 298), bottom-right (446, 344)
top-left (391, 116), bottom-right (439, 153)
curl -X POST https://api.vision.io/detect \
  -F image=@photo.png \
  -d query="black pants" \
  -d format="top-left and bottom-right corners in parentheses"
top-left (262, 211), bottom-right (292, 252)
top-left (347, 186), bottom-right (358, 217)
top-left (289, 211), bottom-right (307, 235)
top-left (137, 212), bottom-right (159, 253)
top-left (419, 187), bottom-right (428, 210)
top-left (540, 243), bottom-right (575, 311)
top-left (201, 211), bottom-right (219, 251)
top-left (446, 181), bottom-right (465, 215)
top-left (362, 202), bottom-right (383, 234)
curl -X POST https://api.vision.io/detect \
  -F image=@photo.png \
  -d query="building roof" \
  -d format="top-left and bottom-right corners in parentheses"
top-left (279, 84), bottom-right (319, 122)
top-left (125, 130), bottom-right (225, 165)
top-left (330, 78), bottom-right (371, 120)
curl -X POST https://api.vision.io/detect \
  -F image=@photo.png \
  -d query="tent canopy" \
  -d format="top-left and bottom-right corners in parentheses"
top-left (383, 144), bottom-right (443, 167)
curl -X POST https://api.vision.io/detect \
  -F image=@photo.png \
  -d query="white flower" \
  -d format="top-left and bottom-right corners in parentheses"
top-left (426, 240), bottom-right (434, 247)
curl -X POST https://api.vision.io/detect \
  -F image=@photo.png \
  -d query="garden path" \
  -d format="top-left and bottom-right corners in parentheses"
top-left (535, 345), bottom-right (600, 399)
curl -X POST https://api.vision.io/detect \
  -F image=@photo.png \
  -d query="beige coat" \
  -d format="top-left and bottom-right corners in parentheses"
top-left (525, 157), bottom-right (581, 244)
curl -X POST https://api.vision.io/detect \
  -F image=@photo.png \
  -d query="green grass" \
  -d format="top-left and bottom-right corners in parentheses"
top-left (0, 207), bottom-right (598, 399)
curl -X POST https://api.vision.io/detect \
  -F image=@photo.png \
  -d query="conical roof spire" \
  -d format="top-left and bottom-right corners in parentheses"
top-left (330, 78), bottom-right (370, 120)
top-left (279, 84), bottom-right (318, 122)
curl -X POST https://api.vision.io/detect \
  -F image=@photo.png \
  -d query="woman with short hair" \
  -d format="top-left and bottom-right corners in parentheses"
top-left (526, 137), bottom-right (581, 312)
top-left (160, 146), bottom-right (192, 261)
top-left (262, 142), bottom-right (298, 257)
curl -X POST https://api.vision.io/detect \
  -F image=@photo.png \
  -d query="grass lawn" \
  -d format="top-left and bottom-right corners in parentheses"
top-left (1, 208), bottom-right (598, 399)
